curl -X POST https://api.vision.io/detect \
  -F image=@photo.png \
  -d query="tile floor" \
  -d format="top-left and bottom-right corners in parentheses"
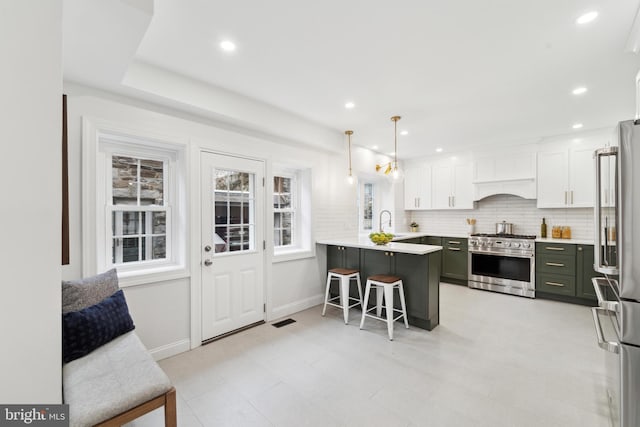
top-left (127, 283), bottom-right (610, 427)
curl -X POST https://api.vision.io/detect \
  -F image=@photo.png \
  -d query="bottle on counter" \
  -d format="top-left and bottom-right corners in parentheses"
top-left (562, 226), bottom-right (572, 239)
top-left (540, 218), bottom-right (547, 238)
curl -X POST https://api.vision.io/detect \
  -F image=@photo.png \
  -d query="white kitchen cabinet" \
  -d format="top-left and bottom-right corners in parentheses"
top-left (432, 162), bottom-right (474, 209)
top-left (537, 145), bottom-right (596, 208)
top-left (404, 166), bottom-right (431, 210)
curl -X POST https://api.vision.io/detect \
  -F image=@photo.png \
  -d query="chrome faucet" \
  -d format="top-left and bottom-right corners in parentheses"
top-left (379, 210), bottom-right (392, 232)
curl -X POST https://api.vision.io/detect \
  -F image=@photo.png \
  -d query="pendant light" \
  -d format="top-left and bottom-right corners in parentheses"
top-left (375, 115), bottom-right (402, 179)
top-left (345, 130), bottom-right (354, 184)
top-left (391, 115), bottom-right (401, 179)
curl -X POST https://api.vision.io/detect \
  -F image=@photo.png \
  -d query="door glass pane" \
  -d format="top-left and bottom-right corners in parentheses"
top-left (213, 169), bottom-right (255, 255)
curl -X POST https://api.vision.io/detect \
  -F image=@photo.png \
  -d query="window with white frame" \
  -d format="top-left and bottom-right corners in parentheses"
top-left (91, 131), bottom-right (186, 278)
top-left (359, 181), bottom-right (377, 232)
top-left (273, 175), bottom-right (295, 247)
top-left (110, 155), bottom-right (169, 264)
top-left (272, 167), bottom-right (312, 259)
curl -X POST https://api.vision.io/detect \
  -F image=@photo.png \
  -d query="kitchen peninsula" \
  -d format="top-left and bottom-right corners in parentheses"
top-left (317, 237), bottom-right (443, 330)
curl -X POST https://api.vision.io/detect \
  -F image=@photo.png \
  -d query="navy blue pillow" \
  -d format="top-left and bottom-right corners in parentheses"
top-left (62, 289), bottom-right (135, 364)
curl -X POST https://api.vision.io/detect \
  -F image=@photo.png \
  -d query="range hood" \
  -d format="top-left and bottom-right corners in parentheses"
top-left (473, 177), bottom-right (537, 200)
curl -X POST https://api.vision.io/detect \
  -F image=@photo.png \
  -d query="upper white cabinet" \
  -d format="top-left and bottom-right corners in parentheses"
top-left (537, 144), bottom-right (597, 208)
top-left (403, 166), bottom-right (431, 210)
top-left (432, 161), bottom-right (474, 209)
top-left (473, 151), bottom-right (536, 200)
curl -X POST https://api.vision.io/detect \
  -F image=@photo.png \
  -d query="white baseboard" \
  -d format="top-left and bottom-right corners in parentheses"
top-left (270, 294), bottom-right (323, 321)
top-left (149, 338), bottom-right (191, 361)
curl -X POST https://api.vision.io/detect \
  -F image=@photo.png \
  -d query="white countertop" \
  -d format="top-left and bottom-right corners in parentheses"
top-left (316, 237), bottom-right (442, 255)
top-left (535, 237), bottom-right (594, 245)
top-left (394, 231), bottom-right (595, 245)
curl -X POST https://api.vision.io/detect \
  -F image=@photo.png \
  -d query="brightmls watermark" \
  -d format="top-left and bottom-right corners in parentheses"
top-left (0, 405), bottom-right (68, 426)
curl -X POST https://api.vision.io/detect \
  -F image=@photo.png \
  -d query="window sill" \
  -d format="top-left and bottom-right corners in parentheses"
top-left (273, 247), bottom-right (315, 263)
top-left (117, 265), bottom-right (190, 287)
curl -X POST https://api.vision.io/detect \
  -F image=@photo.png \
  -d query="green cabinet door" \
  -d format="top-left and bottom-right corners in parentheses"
top-left (441, 237), bottom-right (468, 281)
top-left (327, 245), bottom-right (360, 270)
top-left (576, 245), bottom-right (598, 301)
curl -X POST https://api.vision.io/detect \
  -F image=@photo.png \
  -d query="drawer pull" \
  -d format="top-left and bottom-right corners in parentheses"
top-left (545, 262), bottom-right (565, 267)
top-left (448, 247), bottom-right (461, 251)
top-left (545, 247), bottom-right (565, 251)
top-left (448, 241), bottom-right (461, 245)
top-left (545, 281), bottom-right (565, 287)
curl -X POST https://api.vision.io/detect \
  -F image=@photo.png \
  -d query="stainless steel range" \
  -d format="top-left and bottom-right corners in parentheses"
top-left (468, 233), bottom-right (536, 298)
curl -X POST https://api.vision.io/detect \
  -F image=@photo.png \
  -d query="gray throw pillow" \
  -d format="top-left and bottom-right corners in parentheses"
top-left (62, 269), bottom-right (119, 313)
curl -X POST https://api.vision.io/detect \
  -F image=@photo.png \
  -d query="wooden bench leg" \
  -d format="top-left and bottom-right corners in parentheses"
top-left (164, 387), bottom-right (177, 427)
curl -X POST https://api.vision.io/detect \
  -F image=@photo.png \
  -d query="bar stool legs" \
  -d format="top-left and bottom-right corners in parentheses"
top-left (322, 268), bottom-right (362, 324)
top-left (360, 275), bottom-right (408, 340)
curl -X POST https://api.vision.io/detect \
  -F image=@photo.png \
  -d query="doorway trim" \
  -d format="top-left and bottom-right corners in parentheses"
top-left (189, 147), bottom-right (270, 349)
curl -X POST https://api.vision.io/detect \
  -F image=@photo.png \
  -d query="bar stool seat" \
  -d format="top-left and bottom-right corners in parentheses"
top-left (360, 274), bottom-right (409, 340)
top-left (322, 268), bottom-right (363, 324)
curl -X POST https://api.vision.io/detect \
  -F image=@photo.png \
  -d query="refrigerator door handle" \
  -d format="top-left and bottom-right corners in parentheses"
top-left (591, 307), bottom-right (619, 354)
top-left (591, 277), bottom-right (619, 312)
top-left (594, 146), bottom-right (619, 275)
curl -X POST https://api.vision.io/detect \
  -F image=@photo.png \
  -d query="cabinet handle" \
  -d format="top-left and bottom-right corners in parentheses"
top-left (448, 241), bottom-right (461, 245)
top-left (390, 252), bottom-right (394, 257)
top-left (448, 247), bottom-right (461, 251)
top-left (546, 262), bottom-right (565, 267)
top-left (452, 196), bottom-right (455, 207)
top-left (564, 191), bottom-right (568, 205)
top-left (545, 247), bottom-right (565, 251)
top-left (571, 190), bottom-right (574, 205)
top-left (578, 247), bottom-right (583, 251)
top-left (417, 197), bottom-right (420, 208)
top-left (545, 281), bottom-right (565, 287)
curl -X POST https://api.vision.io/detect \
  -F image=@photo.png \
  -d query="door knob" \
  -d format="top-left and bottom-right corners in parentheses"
top-left (204, 259), bottom-right (213, 266)
top-left (204, 245), bottom-right (212, 252)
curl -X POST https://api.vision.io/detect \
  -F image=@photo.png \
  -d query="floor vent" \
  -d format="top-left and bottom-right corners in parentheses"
top-left (272, 318), bottom-right (296, 328)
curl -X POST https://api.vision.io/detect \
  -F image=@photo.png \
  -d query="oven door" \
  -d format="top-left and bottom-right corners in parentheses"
top-left (468, 251), bottom-right (535, 297)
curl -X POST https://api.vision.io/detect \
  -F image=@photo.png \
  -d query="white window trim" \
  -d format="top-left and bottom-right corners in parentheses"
top-left (272, 166), bottom-right (313, 263)
top-left (82, 117), bottom-right (189, 286)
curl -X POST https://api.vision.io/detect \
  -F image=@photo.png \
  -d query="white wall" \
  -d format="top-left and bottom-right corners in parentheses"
top-left (0, 1), bottom-right (63, 403)
top-left (62, 87), bottom-right (364, 358)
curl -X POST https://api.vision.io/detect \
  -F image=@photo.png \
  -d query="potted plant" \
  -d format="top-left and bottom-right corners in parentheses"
top-left (410, 221), bottom-right (419, 232)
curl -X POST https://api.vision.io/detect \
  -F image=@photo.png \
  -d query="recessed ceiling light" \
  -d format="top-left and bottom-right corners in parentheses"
top-left (400, 130), bottom-right (409, 136)
top-left (576, 11), bottom-right (598, 25)
top-left (572, 87), bottom-right (588, 95)
top-left (344, 102), bottom-right (355, 109)
top-left (435, 147), bottom-right (443, 153)
top-left (573, 123), bottom-right (584, 129)
top-left (220, 40), bottom-right (236, 52)
top-left (372, 145), bottom-right (378, 150)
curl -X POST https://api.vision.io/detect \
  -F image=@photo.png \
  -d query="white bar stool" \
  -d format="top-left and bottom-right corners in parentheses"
top-left (322, 268), bottom-right (363, 324)
top-left (360, 274), bottom-right (409, 340)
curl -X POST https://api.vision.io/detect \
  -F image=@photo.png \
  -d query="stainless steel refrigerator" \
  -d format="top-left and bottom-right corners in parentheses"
top-left (592, 119), bottom-right (640, 427)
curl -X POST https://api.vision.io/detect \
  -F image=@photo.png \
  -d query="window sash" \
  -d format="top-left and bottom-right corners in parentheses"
top-left (107, 206), bottom-right (172, 267)
top-left (273, 174), bottom-right (297, 248)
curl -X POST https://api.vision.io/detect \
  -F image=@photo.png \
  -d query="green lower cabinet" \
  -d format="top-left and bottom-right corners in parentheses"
top-left (423, 236), bottom-right (442, 246)
top-left (576, 245), bottom-right (598, 301)
top-left (534, 242), bottom-right (597, 304)
top-left (359, 248), bottom-right (441, 330)
top-left (536, 272), bottom-right (576, 296)
top-left (327, 245), bottom-right (360, 270)
top-left (441, 237), bottom-right (468, 282)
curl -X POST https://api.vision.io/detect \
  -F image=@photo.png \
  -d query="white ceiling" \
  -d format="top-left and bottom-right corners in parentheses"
top-left (64, 0), bottom-right (640, 158)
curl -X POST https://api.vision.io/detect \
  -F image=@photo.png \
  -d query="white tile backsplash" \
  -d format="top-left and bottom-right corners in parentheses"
top-left (409, 194), bottom-right (594, 240)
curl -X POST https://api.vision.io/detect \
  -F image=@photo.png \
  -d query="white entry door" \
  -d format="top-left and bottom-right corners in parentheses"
top-left (200, 152), bottom-right (265, 341)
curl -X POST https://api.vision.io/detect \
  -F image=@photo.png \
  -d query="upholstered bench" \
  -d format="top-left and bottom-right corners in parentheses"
top-left (61, 269), bottom-right (176, 427)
